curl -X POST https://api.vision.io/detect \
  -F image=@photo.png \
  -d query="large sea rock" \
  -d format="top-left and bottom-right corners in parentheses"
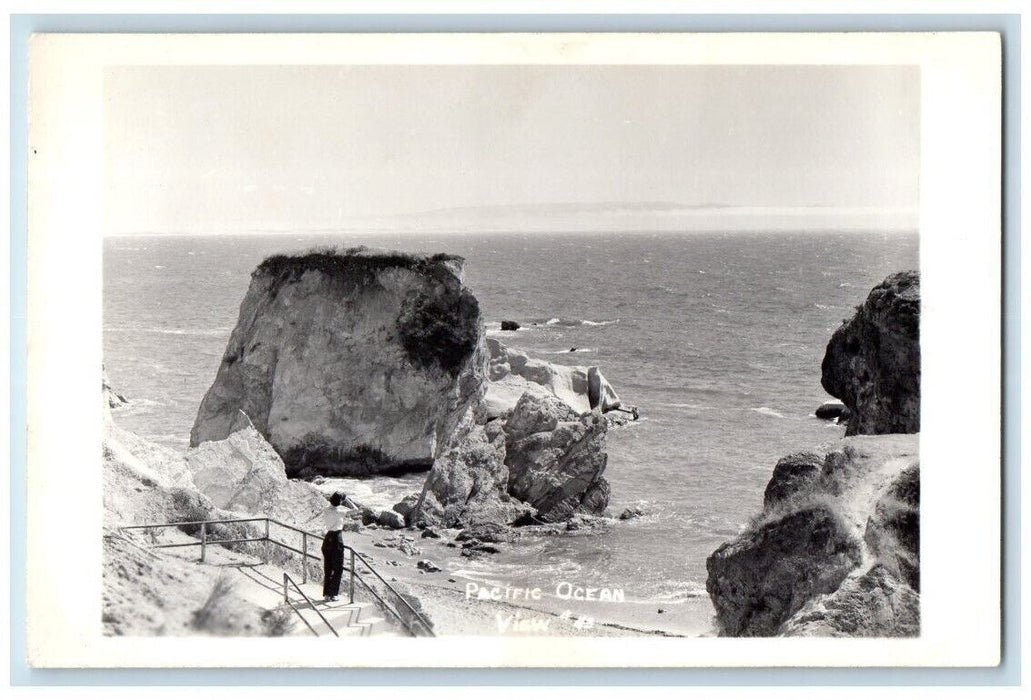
top-left (821, 270), bottom-right (920, 436)
top-left (190, 248), bottom-right (486, 477)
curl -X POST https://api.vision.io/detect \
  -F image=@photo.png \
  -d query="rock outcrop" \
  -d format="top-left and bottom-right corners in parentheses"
top-left (779, 563), bottom-right (920, 637)
top-left (190, 248), bottom-right (486, 477)
top-left (412, 409), bottom-right (530, 528)
top-left (821, 271), bottom-right (920, 436)
top-left (864, 464), bottom-right (920, 591)
top-left (403, 390), bottom-right (612, 528)
top-left (485, 337), bottom-right (621, 418)
top-left (185, 411), bottom-right (327, 521)
top-left (707, 506), bottom-right (864, 637)
top-left (706, 434), bottom-right (919, 637)
top-left (106, 405), bottom-right (327, 528)
top-left (762, 452), bottom-right (823, 509)
top-left (504, 392), bottom-right (610, 522)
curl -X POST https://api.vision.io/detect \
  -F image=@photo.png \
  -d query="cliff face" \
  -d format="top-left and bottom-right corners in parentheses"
top-left (821, 270), bottom-right (920, 436)
top-left (190, 248), bottom-right (486, 477)
top-left (706, 435), bottom-right (919, 637)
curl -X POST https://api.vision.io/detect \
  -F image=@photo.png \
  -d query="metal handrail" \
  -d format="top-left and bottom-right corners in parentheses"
top-left (266, 518), bottom-right (435, 637)
top-left (120, 517), bottom-right (267, 529)
top-left (118, 516), bottom-right (435, 637)
top-left (283, 572), bottom-right (339, 637)
top-left (347, 548), bottom-right (435, 637)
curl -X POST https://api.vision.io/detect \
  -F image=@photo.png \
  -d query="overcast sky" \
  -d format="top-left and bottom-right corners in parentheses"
top-left (104, 64), bottom-right (918, 235)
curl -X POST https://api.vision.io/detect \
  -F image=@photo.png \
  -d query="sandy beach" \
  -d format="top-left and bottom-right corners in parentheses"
top-left (329, 520), bottom-right (716, 638)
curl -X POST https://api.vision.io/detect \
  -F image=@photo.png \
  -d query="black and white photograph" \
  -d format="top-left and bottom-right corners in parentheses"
top-left (99, 59), bottom-right (920, 640)
top-left (23, 30), bottom-right (1003, 669)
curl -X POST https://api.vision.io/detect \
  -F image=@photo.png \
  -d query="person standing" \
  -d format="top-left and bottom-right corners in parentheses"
top-left (321, 492), bottom-right (350, 602)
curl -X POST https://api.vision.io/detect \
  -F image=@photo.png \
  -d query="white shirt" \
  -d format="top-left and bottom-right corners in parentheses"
top-left (322, 506), bottom-right (349, 532)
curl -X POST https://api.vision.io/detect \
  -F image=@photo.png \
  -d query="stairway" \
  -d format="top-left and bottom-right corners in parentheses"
top-left (230, 562), bottom-right (398, 637)
top-left (124, 528), bottom-right (401, 637)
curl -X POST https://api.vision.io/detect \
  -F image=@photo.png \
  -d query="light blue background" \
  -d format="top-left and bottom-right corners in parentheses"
top-left (8, 12), bottom-right (1021, 686)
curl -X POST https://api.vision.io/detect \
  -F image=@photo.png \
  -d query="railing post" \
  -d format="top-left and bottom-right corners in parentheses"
top-left (283, 573), bottom-right (288, 604)
top-left (349, 550), bottom-right (355, 604)
top-left (263, 518), bottom-right (270, 564)
top-left (302, 532), bottom-right (308, 584)
top-left (200, 522), bottom-right (207, 563)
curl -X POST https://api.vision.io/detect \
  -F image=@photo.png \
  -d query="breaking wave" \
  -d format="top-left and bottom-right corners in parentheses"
top-left (535, 318), bottom-right (619, 328)
top-left (105, 326), bottom-right (233, 338)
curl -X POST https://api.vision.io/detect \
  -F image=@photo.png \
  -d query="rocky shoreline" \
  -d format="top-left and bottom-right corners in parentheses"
top-left (103, 390), bottom-right (683, 637)
top-left (104, 246), bottom-right (654, 636)
top-left (705, 270), bottom-right (921, 637)
top-left (103, 247), bottom-right (920, 638)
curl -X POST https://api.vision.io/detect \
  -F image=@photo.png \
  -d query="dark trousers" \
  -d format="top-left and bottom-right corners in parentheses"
top-left (321, 531), bottom-right (345, 598)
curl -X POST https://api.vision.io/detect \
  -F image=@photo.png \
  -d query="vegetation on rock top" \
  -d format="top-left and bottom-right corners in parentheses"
top-left (255, 246), bottom-right (463, 286)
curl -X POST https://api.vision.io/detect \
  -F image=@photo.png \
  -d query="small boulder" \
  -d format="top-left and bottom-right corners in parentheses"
top-left (471, 543), bottom-right (500, 554)
top-left (500, 320), bottom-right (521, 331)
top-left (420, 527), bottom-right (442, 539)
top-left (417, 560), bottom-right (442, 573)
top-left (360, 507), bottom-right (379, 526)
top-left (455, 522), bottom-right (513, 544)
top-left (398, 540), bottom-right (422, 557)
top-left (565, 515), bottom-right (610, 533)
top-left (377, 509), bottom-right (406, 529)
top-left (814, 400), bottom-right (850, 422)
top-left (618, 506), bottom-right (646, 521)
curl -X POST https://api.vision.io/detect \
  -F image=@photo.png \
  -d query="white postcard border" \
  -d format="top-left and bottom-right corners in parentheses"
top-left (25, 31), bottom-right (1001, 668)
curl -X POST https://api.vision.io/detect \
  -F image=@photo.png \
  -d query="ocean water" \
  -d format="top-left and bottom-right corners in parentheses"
top-left (103, 231), bottom-right (918, 630)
